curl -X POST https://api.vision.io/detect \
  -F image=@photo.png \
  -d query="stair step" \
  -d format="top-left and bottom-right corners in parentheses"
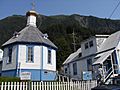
top-left (111, 74), bottom-right (118, 77)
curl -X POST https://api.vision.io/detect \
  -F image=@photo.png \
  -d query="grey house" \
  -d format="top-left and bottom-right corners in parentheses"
top-left (63, 31), bottom-right (120, 83)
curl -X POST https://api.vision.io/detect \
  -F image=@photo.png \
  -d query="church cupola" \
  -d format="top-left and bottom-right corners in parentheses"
top-left (26, 10), bottom-right (37, 27)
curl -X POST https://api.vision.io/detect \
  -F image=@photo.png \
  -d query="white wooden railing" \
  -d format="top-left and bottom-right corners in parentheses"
top-left (0, 80), bottom-right (97, 90)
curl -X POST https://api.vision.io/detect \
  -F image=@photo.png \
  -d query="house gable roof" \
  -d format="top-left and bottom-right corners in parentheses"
top-left (98, 31), bottom-right (120, 53)
top-left (2, 25), bottom-right (57, 49)
top-left (93, 31), bottom-right (120, 65)
top-left (63, 48), bottom-right (81, 65)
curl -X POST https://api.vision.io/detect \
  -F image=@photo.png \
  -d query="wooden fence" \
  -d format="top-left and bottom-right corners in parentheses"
top-left (0, 80), bottom-right (97, 90)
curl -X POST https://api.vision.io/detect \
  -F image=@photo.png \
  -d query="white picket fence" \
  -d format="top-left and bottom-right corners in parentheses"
top-left (0, 80), bottom-right (97, 90)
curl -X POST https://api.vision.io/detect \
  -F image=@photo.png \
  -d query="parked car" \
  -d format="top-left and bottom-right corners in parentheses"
top-left (92, 76), bottom-right (120, 90)
top-left (91, 84), bottom-right (120, 90)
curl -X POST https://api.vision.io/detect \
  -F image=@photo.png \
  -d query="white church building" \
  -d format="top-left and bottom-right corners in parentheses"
top-left (1, 10), bottom-right (57, 81)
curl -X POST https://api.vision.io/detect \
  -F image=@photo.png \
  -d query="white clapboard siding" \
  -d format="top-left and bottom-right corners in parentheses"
top-left (0, 80), bottom-right (97, 90)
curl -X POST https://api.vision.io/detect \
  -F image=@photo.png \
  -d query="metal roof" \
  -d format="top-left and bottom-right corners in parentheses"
top-left (2, 26), bottom-right (57, 49)
top-left (98, 31), bottom-right (120, 52)
top-left (63, 48), bottom-right (81, 64)
top-left (93, 30), bottom-right (120, 65)
top-left (93, 50), bottom-right (114, 65)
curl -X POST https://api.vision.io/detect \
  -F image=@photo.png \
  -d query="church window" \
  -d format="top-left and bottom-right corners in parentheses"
top-left (7, 46), bottom-right (12, 64)
top-left (27, 46), bottom-right (34, 63)
top-left (48, 49), bottom-right (51, 64)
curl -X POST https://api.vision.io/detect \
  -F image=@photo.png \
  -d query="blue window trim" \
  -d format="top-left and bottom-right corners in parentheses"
top-left (26, 45), bottom-right (34, 63)
top-left (3, 42), bottom-right (57, 50)
top-left (47, 48), bottom-right (52, 64)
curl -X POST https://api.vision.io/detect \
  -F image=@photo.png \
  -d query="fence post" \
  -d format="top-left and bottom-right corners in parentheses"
top-left (11, 82), bottom-right (13, 90)
top-left (1, 82), bottom-right (4, 90)
top-left (27, 81), bottom-right (31, 90)
top-left (4, 82), bottom-right (7, 90)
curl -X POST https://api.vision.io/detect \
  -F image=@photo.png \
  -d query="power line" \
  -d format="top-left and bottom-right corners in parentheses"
top-left (105, 0), bottom-right (120, 31)
top-left (108, 0), bottom-right (120, 19)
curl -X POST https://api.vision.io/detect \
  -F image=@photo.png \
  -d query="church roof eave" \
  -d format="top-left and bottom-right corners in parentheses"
top-left (2, 25), bottom-right (57, 49)
top-left (2, 41), bottom-right (57, 50)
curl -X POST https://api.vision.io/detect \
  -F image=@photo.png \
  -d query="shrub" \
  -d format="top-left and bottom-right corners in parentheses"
top-left (0, 77), bottom-right (20, 82)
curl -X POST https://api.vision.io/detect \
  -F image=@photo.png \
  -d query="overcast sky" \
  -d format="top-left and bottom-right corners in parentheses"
top-left (1, 0), bottom-right (120, 19)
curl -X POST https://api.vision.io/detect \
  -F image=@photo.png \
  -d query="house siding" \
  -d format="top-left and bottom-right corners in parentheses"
top-left (81, 37), bottom-right (97, 57)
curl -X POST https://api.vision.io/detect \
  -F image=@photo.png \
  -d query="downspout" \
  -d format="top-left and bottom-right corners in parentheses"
top-left (40, 46), bottom-right (43, 81)
top-left (101, 63), bottom-right (105, 82)
top-left (16, 45), bottom-right (19, 77)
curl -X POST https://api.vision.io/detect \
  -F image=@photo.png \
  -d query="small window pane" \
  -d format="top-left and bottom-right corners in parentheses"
top-left (48, 49), bottom-right (51, 64)
top-left (85, 43), bottom-right (88, 49)
top-left (87, 59), bottom-right (92, 71)
top-left (65, 68), bottom-right (67, 74)
top-left (79, 53), bottom-right (82, 57)
top-left (89, 41), bottom-right (93, 47)
top-left (7, 47), bottom-right (12, 64)
top-left (73, 63), bottom-right (77, 75)
top-left (27, 46), bottom-right (34, 63)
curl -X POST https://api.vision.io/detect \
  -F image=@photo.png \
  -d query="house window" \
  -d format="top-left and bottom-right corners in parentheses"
top-left (48, 49), bottom-right (51, 64)
top-left (87, 59), bottom-right (92, 71)
top-left (7, 47), bottom-right (12, 64)
top-left (85, 43), bottom-right (88, 49)
top-left (79, 53), bottom-right (82, 57)
top-left (73, 63), bottom-right (77, 75)
top-left (27, 46), bottom-right (34, 63)
top-left (65, 68), bottom-right (67, 74)
top-left (89, 40), bottom-right (93, 47)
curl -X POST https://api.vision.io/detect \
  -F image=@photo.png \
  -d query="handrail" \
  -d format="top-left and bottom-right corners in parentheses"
top-left (104, 64), bottom-right (119, 83)
top-left (104, 69), bottom-right (113, 82)
top-left (105, 67), bottom-right (112, 77)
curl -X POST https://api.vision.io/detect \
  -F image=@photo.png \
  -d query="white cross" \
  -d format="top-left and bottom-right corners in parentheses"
top-left (31, 1), bottom-right (35, 10)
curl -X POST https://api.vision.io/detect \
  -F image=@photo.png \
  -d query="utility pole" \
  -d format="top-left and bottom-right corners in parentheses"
top-left (72, 29), bottom-right (76, 52)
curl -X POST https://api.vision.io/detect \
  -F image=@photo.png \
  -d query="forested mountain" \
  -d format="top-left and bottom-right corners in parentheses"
top-left (0, 14), bottom-right (120, 70)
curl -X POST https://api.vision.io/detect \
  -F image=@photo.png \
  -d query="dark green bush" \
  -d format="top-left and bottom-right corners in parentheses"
top-left (0, 77), bottom-right (20, 82)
